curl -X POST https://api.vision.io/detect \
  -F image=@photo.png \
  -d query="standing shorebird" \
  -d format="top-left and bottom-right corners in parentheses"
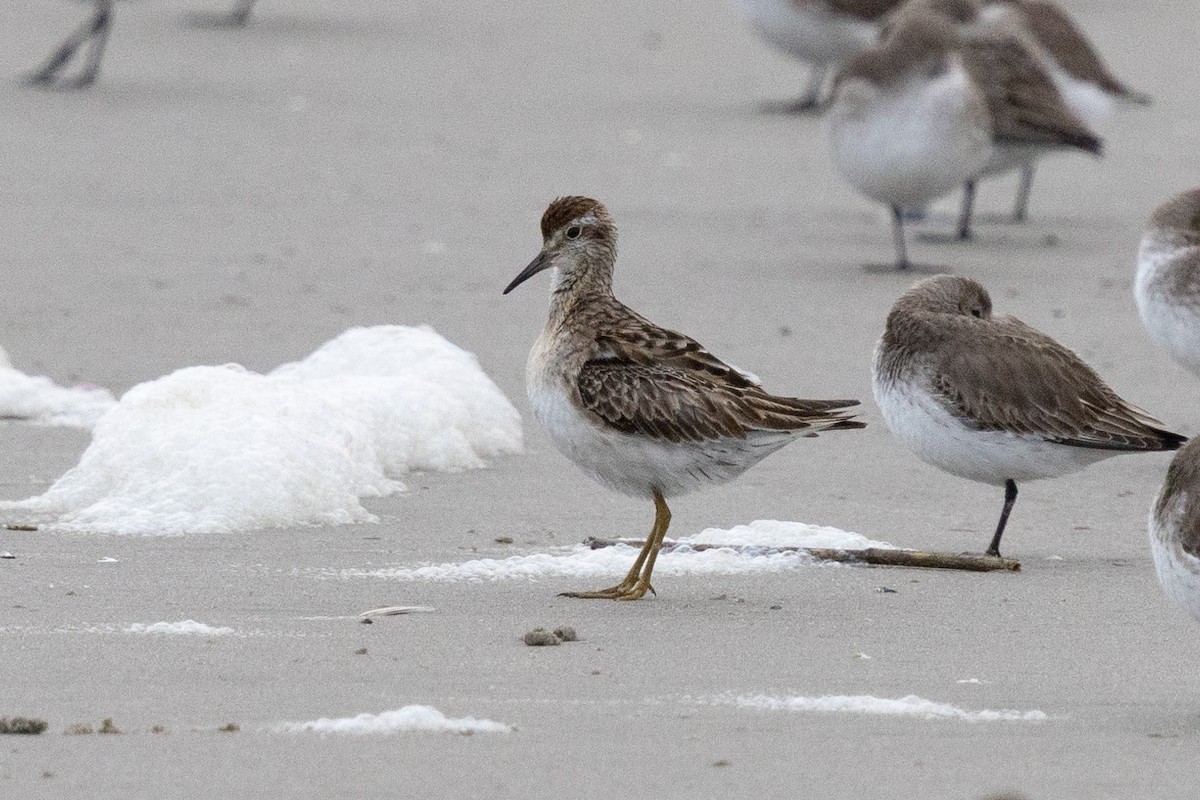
top-left (738, 0), bottom-right (903, 112)
top-left (27, 1), bottom-right (257, 89)
top-left (1150, 439), bottom-right (1200, 624)
top-left (880, 0), bottom-right (1102, 240)
top-left (503, 196), bottom-right (865, 600)
top-left (972, 0), bottom-right (1137, 224)
top-left (873, 275), bottom-right (1184, 557)
top-left (827, 12), bottom-right (992, 269)
top-left (953, 22), bottom-right (1101, 239)
top-left (1134, 188), bottom-right (1200, 378)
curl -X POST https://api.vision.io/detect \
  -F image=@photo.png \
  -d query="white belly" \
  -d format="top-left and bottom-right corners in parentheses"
top-left (873, 374), bottom-right (1115, 486)
top-left (1134, 238), bottom-right (1200, 377)
top-left (828, 63), bottom-right (993, 209)
top-left (529, 384), bottom-right (797, 499)
top-left (1150, 500), bottom-right (1200, 624)
top-left (738, 0), bottom-right (877, 66)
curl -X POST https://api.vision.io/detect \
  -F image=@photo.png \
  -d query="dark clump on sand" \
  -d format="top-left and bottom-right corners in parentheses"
top-left (0, 716), bottom-right (49, 735)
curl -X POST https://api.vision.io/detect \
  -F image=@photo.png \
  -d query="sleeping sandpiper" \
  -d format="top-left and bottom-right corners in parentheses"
top-left (981, 0), bottom-right (1150, 124)
top-left (504, 197), bottom-right (865, 599)
top-left (1135, 188), bottom-right (1200, 377)
top-left (974, 0), bottom-right (1145, 221)
top-left (883, 0), bottom-right (1102, 239)
top-left (873, 275), bottom-right (1184, 557)
top-left (1150, 438), bottom-right (1200, 624)
top-left (738, 0), bottom-right (903, 111)
top-left (827, 11), bottom-right (992, 269)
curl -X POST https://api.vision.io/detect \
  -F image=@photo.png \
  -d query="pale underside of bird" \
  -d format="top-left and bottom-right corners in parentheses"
top-left (1150, 439), bottom-right (1200, 624)
top-left (504, 196), bottom-right (864, 600)
top-left (27, 0), bottom-right (257, 89)
top-left (738, 0), bottom-right (902, 111)
top-left (827, 12), bottom-right (992, 269)
top-left (873, 275), bottom-right (1184, 556)
top-left (1135, 188), bottom-right (1200, 378)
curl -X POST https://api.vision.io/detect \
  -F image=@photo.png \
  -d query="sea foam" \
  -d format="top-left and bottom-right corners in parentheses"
top-left (0, 326), bottom-right (521, 534)
top-left (274, 705), bottom-right (511, 735)
top-left (350, 520), bottom-right (895, 583)
top-left (0, 345), bottom-right (116, 427)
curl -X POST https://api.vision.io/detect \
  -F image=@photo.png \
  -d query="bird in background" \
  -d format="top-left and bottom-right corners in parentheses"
top-left (980, 0), bottom-right (1151, 125)
top-left (826, 11), bottom-right (992, 269)
top-left (1149, 438), bottom-right (1200, 625)
top-left (504, 196), bottom-right (864, 600)
top-left (917, 0), bottom-right (1146, 226)
top-left (1135, 188), bottom-right (1200, 378)
top-left (873, 275), bottom-right (1184, 557)
top-left (737, 0), bottom-right (903, 111)
top-left (881, 0), bottom-right (1102, 240)
top-left (26, 0), bottom-right (257, 89)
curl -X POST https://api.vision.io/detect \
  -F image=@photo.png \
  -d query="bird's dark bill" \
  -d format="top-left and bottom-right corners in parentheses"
top-left (503, 251), bottom-right (552, 294)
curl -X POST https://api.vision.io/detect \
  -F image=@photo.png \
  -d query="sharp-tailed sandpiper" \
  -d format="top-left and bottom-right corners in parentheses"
top-left (504, 196), bottom-right (865, 599)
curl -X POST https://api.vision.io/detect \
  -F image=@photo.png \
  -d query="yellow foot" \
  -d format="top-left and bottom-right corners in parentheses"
top-left (560, 581), bottom-right (654, 601)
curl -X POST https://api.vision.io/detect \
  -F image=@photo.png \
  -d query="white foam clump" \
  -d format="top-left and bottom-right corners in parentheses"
top-left (682, 520), bottom-right (895, 549)
top-left (275, 705), bottom-right (511, 735)
top-left (0, 326), bottom-right (521, 534)
top-left (125, 620), bottom-right (234, 636)
top-left (714, 693), bottom-right (1047, 723)
top-left (354, 519), bottom-right (893, 583)
top-left (0, 345), bottom-right (115, 427)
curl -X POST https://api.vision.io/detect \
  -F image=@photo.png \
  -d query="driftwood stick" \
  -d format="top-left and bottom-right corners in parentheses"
top-left (582, 537), bottom-right (1020, 573)
top-left (4, 524), bottom-right (38, 532)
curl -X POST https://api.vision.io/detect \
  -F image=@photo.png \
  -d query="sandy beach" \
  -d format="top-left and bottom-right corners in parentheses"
top-left (2, 1), bottom-right (1199, 797)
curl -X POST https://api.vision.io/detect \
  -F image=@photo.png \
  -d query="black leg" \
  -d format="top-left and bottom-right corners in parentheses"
top-left (786, 66), bottom-right (827, 113)
top-left (956, 180), bottom-right (976, 241)
top-left (71, 1), bottom-right (114, 88)
top-left (26, 0), bottom-right (112, 88)
top-left (890, 205), bottom-right (911, 270)
top-left (228, 0), bottom-right (256, 26)
top-left (987, 479), bottom-right (1018, 557)
top-left (1013, 164), bottom-right (1035, 222)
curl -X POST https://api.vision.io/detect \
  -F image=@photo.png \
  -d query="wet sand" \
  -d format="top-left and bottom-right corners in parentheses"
top-left (2, 1), bottom-right (1198, 797)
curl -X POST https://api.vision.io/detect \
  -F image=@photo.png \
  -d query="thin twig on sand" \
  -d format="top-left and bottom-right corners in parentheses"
top-left (582, 537), bottom-right (1021, 573)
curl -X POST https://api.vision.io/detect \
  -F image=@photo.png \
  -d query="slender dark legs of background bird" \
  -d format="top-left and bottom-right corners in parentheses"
top-left (27, 0), bottom-right (113, 89)
top-left (890, 205), bottom-right (912, 270)
top-left (228, 0), bottom-right (256, 26)
top-left (987, 479), bottom-right (1019, 557)
top-left (1013, 164), bottom-right (1036, 222)
top-left (956, 180), bottom-right (977, 241)
top-left (786, 66), bottom-right (828, 113)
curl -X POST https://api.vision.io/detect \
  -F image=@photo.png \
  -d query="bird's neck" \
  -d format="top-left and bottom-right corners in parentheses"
top-left (546, 256), bottom-right (616, 330)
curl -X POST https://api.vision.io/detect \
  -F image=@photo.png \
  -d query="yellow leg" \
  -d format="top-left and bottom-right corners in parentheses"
top-left (560, 490), bottom-right (671, 601)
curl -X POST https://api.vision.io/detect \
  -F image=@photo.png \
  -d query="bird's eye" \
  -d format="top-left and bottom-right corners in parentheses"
top-left (970, 307), bottom-right (983, 318)
top-left (565, 226), bottom-right (582, 240)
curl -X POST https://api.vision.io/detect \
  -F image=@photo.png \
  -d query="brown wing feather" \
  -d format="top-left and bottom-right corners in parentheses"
top-left (595, 312), bottom-right (760, 391)
top-left (932, 317), bottom-right (1180, 451)
top-left (1020, 1), bottom-right (1146, 101)
top-left (577, 359), bottom-right (861, 444)
top-left (963, 36), bottom-right (1101, 153)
